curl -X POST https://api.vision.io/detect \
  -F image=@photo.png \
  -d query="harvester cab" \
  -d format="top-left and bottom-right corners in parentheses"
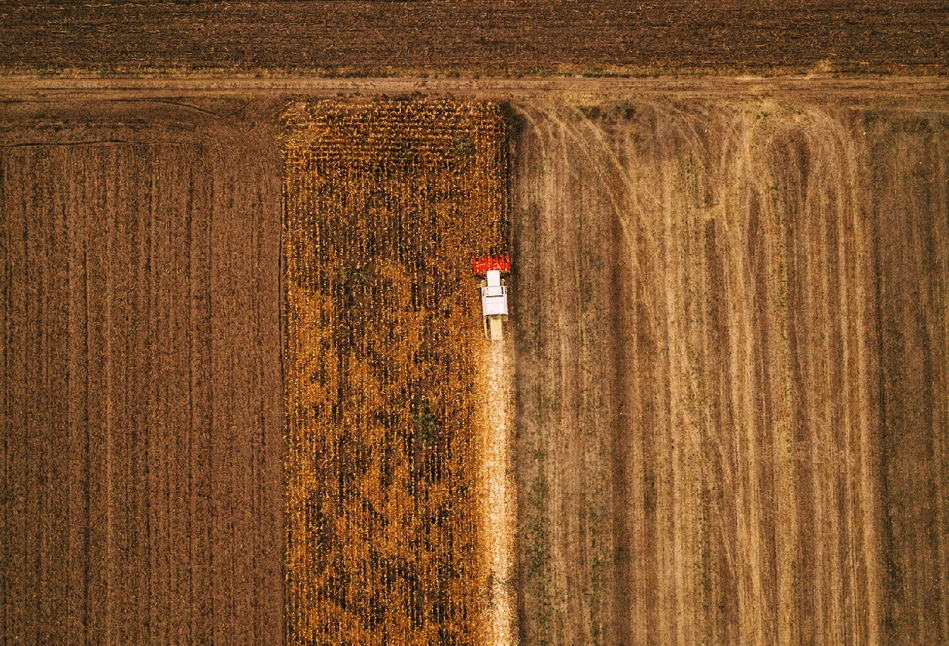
top-left (473, 255), bottom-right (510, 341)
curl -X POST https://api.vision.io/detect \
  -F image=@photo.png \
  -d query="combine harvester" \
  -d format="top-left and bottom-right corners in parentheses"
top-left (473, 255), bottom-right (510, 341)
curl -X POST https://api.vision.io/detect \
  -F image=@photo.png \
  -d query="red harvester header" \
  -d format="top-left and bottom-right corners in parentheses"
top-left (472, 254), bottom-right (511, 275)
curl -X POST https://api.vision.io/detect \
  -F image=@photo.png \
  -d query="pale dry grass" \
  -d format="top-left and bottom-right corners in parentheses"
top-left (509, 98), bottom-right (943, 645)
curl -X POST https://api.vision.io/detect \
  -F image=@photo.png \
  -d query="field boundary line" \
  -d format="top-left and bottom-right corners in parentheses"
top-left (3, 76), bottom-right (949, 100)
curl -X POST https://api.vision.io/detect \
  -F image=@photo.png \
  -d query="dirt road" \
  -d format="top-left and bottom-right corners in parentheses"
top-left (0, 98), bottom-right (285, 644)
top-left (3, 76), bottom-right (949, 103)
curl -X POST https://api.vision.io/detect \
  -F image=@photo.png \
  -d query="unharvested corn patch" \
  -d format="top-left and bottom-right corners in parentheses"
top-left (283, 99), bottom-right (507, 645)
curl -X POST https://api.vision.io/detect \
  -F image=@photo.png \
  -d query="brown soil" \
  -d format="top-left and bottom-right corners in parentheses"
top-left (0, 98), bottom-right (285, 644)
top-left (510, 96), bottom-right (949, 644)
top-left (2, 2), bottom-right (948, 77)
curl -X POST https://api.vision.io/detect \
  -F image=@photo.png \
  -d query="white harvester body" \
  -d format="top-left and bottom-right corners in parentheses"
top-left (481, 270), bottom-right (508, 316)
top-left (480, 270), bottom-right (509, 341)
top-left (473, 256), bottom-right (510, 342)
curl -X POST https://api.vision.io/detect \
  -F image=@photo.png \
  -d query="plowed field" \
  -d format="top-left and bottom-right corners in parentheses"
top-left (0, 98), bottom-right (285, 644)
top-left (2, 2), bottom-right (949, 76)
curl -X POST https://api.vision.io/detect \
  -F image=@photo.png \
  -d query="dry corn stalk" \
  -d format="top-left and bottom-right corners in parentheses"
top-left (283, 98), bottom-right (507, 646)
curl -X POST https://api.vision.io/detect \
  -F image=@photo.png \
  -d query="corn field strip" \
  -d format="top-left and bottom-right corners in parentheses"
top-left (282, 98), bottom-right (509, 645)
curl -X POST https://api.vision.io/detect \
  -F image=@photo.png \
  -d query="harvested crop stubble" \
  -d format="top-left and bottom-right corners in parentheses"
top-left (283, 99), bottom-right (507, 645)
top-left (511, 98), bottom-right (949, 645)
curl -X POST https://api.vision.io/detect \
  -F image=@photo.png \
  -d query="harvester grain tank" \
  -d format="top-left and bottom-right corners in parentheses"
top-left (473, 255), bottom-right (510, 341)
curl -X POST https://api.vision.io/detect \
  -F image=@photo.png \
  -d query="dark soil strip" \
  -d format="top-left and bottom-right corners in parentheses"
top-left (871, 110), bottom-right (949, 644)
top-left (2, 2), bottom-right (948, 76)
